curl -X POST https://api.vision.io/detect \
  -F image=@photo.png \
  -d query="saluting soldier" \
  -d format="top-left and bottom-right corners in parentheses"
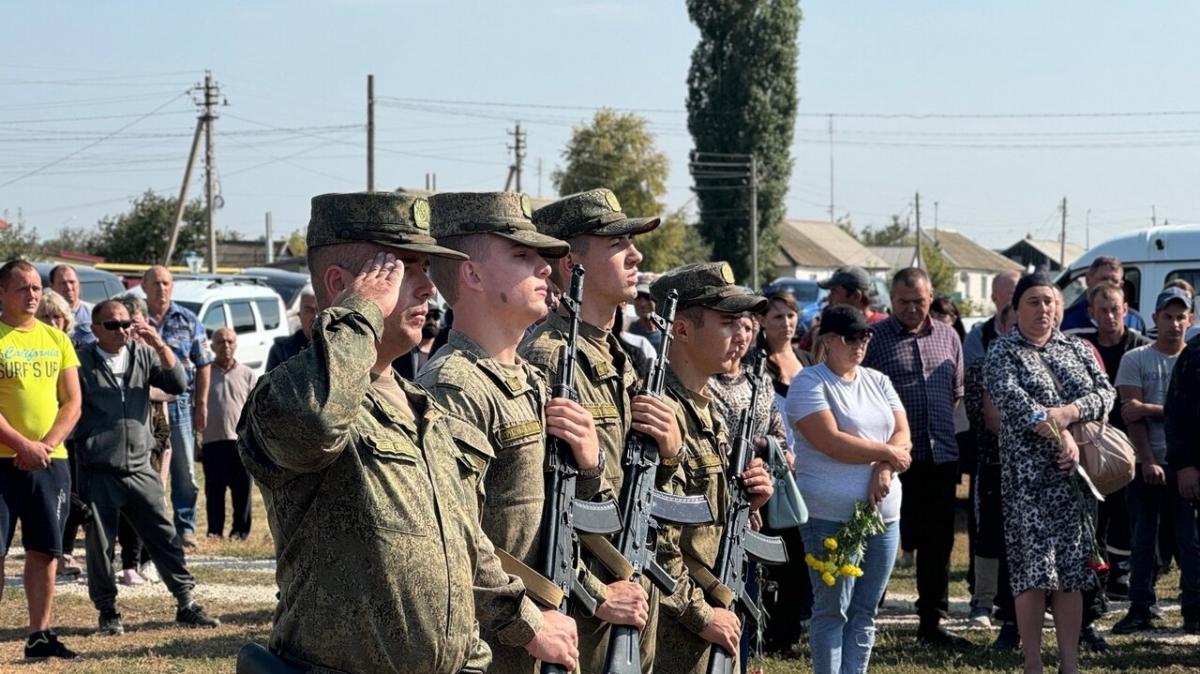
top-left (650, 263), bottom-right (775, 674)
top-left (419, 191), bottom-right (641, 674)
top-left (238, 192), bottom-right (574, 674)
top-left (521, 188), bottom-right (683, 673)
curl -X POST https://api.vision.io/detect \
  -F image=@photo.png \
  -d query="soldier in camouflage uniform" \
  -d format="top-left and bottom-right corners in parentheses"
top-left (650, 263), bottom-right (775, 674)
top-left (238, 191), bottom-right (577, 674)
top-left (419, 191), bottom-right (639, 674)
top-left (521, 188), bottom-right (683, 673)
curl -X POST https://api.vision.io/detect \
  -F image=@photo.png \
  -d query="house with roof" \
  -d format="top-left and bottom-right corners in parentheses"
top-left (869, 229), bottom-right (1022, 313)
top-left (773, 219), bottom-right (891, 281)
top-left (1002, 236), bottom-right (1086, 273)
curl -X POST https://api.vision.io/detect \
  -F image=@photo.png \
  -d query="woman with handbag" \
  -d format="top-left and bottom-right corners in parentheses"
top-left (786, 305), bottom-right (911, 674)
top-left (984, 273), bottom-right (1117, 674)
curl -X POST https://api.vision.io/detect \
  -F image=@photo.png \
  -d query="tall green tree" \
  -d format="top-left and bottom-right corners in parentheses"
top-left (859, 215), bottom-right (912, 246)
top-left (636, 208), bottom-right (712, 272)
top-left (93, 190), bottom-right (207, 265)
top-left (921, 241), bottom-right (958, 297)
top-left (552, 109), bottom-right (669, 216)
top-left (552, 109), bottom-right (706, 271)
top-left (687, 0), bottom-right (800, 286)
top-left (0, 221), bottom-right (40, 261)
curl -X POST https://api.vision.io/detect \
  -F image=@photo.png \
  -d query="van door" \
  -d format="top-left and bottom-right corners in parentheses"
top-left (201, 302), bottom-right (228, 338)
top-left (227, 301), bottom-right (265, 373)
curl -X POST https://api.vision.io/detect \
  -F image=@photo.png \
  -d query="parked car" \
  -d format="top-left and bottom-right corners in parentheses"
top-left (764, 277), bottom-right (827, 329)
top-left (240, 267), bottom-right (313, 331)
top-left (1055, 224), bottom-right (1200, 319)
top-left (125, 278), bottom-right (289, 376)
top-left (34, 263), bottom-right (125, 304)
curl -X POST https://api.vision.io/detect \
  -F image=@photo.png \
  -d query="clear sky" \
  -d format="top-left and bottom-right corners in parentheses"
top-left (3, 1), bottom-right (1199, 257)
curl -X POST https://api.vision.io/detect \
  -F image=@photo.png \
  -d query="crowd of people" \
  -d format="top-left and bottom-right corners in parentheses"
top-left (0, 187), bottom-right (1198, 674)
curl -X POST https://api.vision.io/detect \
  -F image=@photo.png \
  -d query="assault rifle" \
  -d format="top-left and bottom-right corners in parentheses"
top-left (603, 290), bottom-right (716, 674)
top-left (538, 264), bottom-right (623, 674)
top-left (705, 355), bottom-right (789, 674)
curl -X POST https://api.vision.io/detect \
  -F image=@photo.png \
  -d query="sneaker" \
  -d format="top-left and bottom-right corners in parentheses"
top-left (1079, 624), bottom-right (1110, 653)
top-left (97, 610), bottom-right (125, 636)
top-left (119, 568), bottom-right (146, 587)
top-left (230, 531), bottom-right (249, 541)
top-left (991, 621), bottom-right (1020, 651)
top-left (968, 607), bottom-right (992, 628)
top-left (176, 602), bottom-right (221, 628)
top-left (180, 531), bottom-right (198, 549)
top-left (206, 532), bottom-right (223, 540)
top-left (56, 555), bottom-right (82, 578)
top-left (917, 625), bottom-right (972, 648)
top-left (24, 631), bottom-right (77, 660)
top-left (1112, 605), bottom-right (1158, 635)
top-left (139, 562), bottom-right (161, 584)
top-left (897, 550), bottom-right (914, 569)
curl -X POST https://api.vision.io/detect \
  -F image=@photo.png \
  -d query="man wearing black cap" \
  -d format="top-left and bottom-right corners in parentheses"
top-left (649, 262), bottom-right (774, 674)
top-left (799, 266), bottom-right (885, 352)
top-left (629, 281), bottom-right (663, 352)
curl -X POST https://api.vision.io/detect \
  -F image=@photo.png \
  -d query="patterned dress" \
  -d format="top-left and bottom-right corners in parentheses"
top-left (983, 329), bottom-right (1115, 595)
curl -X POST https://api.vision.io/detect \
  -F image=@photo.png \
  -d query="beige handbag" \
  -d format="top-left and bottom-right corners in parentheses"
top-left (1037, 352), bottom-right (1136, 497)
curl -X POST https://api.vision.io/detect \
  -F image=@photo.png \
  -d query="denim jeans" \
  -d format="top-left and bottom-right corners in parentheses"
top-left (1173, 487), bottom-right (1200, 612)
top-left (801, 518), bottom-right (899, 674)
top-left (1127, 468), bottom-right (1171, 607)
top-left (167, 394), bottom-right (198, 536)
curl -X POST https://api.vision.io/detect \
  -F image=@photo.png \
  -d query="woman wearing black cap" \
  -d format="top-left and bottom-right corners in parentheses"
top-left (984, 273), bottom-right (1116, 674)
top-left (785, 304), bottom-right (912, 674)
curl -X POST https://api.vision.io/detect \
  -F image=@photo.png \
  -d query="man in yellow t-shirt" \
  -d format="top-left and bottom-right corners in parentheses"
top-left (0, 259), bottom-right (82, 660)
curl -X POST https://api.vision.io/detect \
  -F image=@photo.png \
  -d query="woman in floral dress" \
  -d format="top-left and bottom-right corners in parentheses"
top-left (984, 273), bottom-right (1115, 674)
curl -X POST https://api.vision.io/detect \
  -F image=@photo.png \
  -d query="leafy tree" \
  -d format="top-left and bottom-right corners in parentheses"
top-left (287, 230), bottom-right (308, 258)
top-left (41, 226), bottom-right (97, 256)
top-left (552, 109), bottom-right (669, 217)
top-left (686, 0), bottom-right (801, 286)
top-left (0, 220), bottom-right (41, 261)
top-left (859, 215), bottom-right (911, 246)
top-left (636, 208), bottom-right (712, 272)
top-left (93, 190), bottom-right (207, 265)
top-left (921, 241), bottom-right (958, 297)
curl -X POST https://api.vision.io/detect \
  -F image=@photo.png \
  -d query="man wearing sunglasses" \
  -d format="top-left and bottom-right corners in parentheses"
top-left (74, 299), bottom-right (219, 636)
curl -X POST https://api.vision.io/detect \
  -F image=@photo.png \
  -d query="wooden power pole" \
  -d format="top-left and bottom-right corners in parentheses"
top-left (367, 74), bottom-right (375, 192)
top-left (202, 71), bottom-right (219, 273)
top-left (504, 122), bottom-right (526, 191)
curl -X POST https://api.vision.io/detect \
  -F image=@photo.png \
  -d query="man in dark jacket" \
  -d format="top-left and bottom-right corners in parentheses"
top-left (75, 299), bottom-right (219, 636)
top-left (266, 290), bottom-right (316, 371)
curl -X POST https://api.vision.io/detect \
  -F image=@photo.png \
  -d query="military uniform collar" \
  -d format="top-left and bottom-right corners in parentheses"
top-left (542, 310), bottom-right (627, 381)
top-left (665, 366), bottom-right (712, 410)
top-left (367, 372), bottom-right (436, 432)
top-left (445, 328), bottom-right (537, 396)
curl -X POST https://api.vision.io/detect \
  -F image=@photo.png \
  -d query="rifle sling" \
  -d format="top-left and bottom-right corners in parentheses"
top-left (683, 554), bottom-right (736, 608)
top-left (579, 533), bottom-right (635, 581)
top-left (493, 547), bottom-right (564, 609)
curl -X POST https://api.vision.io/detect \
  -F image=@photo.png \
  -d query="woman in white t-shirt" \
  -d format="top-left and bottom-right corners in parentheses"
top-left (786, 305), bottom-right (912, 674)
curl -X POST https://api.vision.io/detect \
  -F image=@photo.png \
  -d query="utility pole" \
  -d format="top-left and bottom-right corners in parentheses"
top-left (203, 70), bottom-right (219, 273)
top-left (749, 154), bottom-right (759, 288)
top-left (265, 211), bottom-right (274, 264)
top-left (912, 191), bottom-right (924, 269)
top-left (504, 122), bottom-right (526, 192)
top-left (1059, 196), bottom-right (1068, 271)
top-left (537, 158), bottom-right (543, 197)
top-left (934, 200), bottom-right (939, 238)
top-left (367, 74), bottom-right (375, 192)
top-left (828, 114), bottom-right (835, 223)
top-left (689, 151), bottom-right (762, 286)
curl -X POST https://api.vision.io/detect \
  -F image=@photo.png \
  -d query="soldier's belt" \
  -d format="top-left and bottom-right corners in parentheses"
top-left (683, 554), bottom-right (735, 608)
top-left (579, 533), bottom-right (634, 581)
top-left (493, 547), bottom-right (564, 609)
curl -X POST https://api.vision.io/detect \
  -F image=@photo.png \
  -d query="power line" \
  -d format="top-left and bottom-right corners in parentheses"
top-left (0, 91), bottom-right (188, 191)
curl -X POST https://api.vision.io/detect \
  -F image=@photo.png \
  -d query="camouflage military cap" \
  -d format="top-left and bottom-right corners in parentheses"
top-left (650, 262), bottom-right (768, 314)
top-left (307, 191), bottom-right (467, 260)
top-left (427, 191), bottom-right (569, 258)
top-left (532, 188), bottom-right (660, 240)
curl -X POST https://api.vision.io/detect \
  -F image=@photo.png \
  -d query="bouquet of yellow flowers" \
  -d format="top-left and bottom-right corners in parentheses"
top-left (804, 500), bottom-right (887, 587)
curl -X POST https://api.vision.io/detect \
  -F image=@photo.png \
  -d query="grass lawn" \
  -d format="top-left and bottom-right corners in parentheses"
top-left (2, 472), bottom-right (1196, 672)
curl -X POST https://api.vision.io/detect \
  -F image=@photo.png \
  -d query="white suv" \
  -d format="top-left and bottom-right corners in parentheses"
top-left (129, 278), bottom-right (289, 376)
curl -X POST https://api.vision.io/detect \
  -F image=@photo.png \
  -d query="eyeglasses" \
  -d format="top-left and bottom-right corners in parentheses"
top-left (839, 331), bottom-right (873, 345)
top-left (101, 320), bottom-right (134, 330)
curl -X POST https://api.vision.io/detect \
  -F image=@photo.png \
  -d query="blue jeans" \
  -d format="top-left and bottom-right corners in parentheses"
top-left (1174, 488), bottom-right (1200, 612)
top-left (168, 394), bottom-right (198, 536)
top-left (1127, 468), bottom-right (1171, 607)
top-left (801, 518), bottom-right (899, 674)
